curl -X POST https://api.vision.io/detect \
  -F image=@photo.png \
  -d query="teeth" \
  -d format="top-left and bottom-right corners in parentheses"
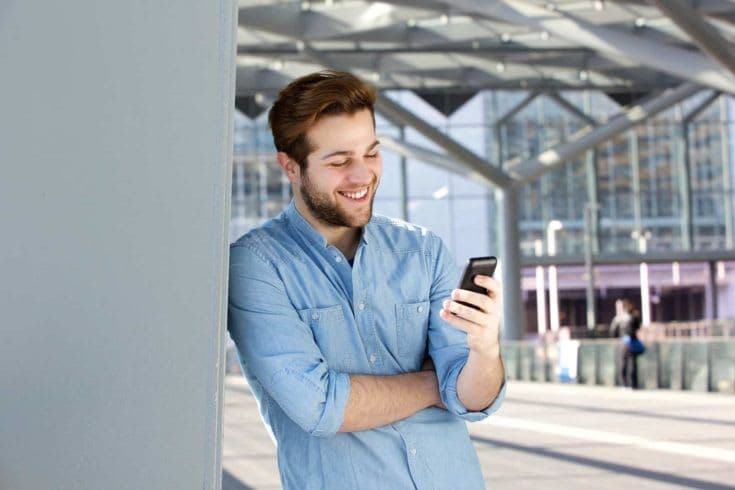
top-left (342, 188), bottom-right (368, 199)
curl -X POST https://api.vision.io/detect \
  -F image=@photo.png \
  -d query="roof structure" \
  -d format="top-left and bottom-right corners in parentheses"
top-left (236, 0), bottom-right (735, 102)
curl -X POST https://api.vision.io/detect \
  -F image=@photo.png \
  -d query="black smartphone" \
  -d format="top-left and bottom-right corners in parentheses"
top-left (456, 256), bottom-right (497, 309)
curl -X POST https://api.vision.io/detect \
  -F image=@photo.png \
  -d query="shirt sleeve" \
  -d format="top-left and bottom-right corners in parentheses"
top-left (426, 233), bottom-right (506, 422)
top-left (227, 243), bottom-right (351, 438)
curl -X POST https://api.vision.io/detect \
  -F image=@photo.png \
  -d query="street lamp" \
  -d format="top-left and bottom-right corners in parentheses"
top-left (631, 229), bottom-right (652, 325)
top-left (534, 239), bottom-right (547, 336)
top-left (547, 220), bottom-right (563, 332)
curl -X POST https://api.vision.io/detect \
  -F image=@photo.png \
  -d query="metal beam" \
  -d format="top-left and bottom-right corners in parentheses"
top-left (448, 0), bottom-right (735, 95)
top-left (303, 44), bottom-right (515, 188)
top-left (378, 135), bottom-right (494, 184)
top-left (374, 96), bottom-right (514, 188)
top-left (650, 0), bottom-right (735, 79)
top-left (548, 92), bottom-right (597, 126)
top-left (505, 83), bottom-right (701, 183)
top-left (683, 90), bottom-right (720, 123)
top-left (495, 92), bottom-right (540, 128)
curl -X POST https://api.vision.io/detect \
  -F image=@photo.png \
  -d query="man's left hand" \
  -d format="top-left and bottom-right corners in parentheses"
top-left (440, 275), bottom-right (502, 358)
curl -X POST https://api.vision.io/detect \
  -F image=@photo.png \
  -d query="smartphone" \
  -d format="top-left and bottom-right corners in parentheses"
top-left (456, 256), bottom-right (497, 309)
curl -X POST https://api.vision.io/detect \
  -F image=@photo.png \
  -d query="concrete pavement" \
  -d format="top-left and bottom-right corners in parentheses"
top-left (222, 375), bottom-right (735, 489)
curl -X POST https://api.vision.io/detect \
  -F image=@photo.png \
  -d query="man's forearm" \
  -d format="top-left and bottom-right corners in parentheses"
top-left (457, 348), bottom-right (505, 412)
top-left (339, 371), bottom-right (441, 433)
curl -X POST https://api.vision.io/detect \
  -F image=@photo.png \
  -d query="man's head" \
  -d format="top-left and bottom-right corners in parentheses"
top-left (269, 70), bottom-right (381, 229)
top-left (621, 298), bottom-right (634, 312)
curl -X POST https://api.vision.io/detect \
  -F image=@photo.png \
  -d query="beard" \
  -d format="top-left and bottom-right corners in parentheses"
top-left (300, 172), bottom-right (377, 228)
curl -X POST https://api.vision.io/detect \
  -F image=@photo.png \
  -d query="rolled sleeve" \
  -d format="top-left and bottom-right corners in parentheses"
top-left (228, 244), bottom-right (350, 438)
top-left (426, 233), bottom-right (506, 422)
top-left (440, 355), bottom-right (507, 421)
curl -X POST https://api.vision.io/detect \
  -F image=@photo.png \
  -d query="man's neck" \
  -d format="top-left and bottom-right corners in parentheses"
top-left (294, 200), bottom-right (362, 260)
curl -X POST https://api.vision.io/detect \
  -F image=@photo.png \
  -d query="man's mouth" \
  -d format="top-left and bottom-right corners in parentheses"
top-left (338, 187), bottom-right (369, 202)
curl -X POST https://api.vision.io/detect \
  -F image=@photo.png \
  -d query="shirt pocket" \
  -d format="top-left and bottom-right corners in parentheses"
top-left (395, 300), bottom-right (430, 359)
top-left (297, 305), bottom-right (351, 371)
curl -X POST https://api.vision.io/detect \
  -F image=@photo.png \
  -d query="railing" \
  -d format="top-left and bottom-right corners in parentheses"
top-left (556, 319), bottom-right (735, 341)
top-left (501, 336), bottom-right (735, 394)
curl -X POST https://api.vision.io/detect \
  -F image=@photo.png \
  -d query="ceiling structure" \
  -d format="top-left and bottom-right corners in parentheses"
top-left (236, 0), bottom-right (735, 108)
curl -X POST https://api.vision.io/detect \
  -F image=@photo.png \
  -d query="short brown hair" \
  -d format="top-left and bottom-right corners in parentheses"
top-left (268, 70), bottom-right (377, 170)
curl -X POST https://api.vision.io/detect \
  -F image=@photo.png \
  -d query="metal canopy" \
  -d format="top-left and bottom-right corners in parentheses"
top-left (237, 0), bottom-right (735, 96)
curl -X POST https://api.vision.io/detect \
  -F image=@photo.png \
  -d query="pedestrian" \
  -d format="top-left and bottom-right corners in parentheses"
top-left (227, 70), bottom-right (506, 489)
top-left (622, 307), bottom-right (643, 389)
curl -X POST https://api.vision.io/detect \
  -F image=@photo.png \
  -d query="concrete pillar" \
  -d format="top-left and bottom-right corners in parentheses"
top-left (498, 185), bottom-right (525, 340)
top-left (0, 2), bottom-right (236, 488)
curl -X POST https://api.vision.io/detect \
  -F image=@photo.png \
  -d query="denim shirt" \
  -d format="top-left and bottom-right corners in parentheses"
top-left (228, 201), bottom-right (506, 490)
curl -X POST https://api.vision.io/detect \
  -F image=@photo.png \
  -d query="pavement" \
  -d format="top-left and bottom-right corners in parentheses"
top-left (222, 375), bottom-right (735, 489)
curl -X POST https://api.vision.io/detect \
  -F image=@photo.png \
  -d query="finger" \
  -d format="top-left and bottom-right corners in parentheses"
top-left (440, 307), bottom-right (484, 337)
top-left (473, 275), bottom-right (502, 298)
top-left (444, 299), bottom-right (488, 325)
top-left (452, 288), bottom-right (493, 312)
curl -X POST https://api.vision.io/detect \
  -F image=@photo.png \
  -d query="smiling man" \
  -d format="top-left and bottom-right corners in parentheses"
top-left (227, 70), bottom-right (506, 489)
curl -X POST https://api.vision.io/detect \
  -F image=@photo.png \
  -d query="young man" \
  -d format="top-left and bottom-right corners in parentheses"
top-left (228, 70), bottom-right (506, 489)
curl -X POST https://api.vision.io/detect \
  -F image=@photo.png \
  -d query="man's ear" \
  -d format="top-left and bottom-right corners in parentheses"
top-left (276, 152), bottom-right (301, 185)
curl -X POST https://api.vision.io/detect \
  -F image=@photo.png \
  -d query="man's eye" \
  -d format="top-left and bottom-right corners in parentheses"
top-left (330, 161), bottom-right (348, 167)
top-left (366, 152), bottom-right (379, 159)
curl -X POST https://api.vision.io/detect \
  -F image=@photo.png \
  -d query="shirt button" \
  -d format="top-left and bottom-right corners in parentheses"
top-left (335, 256), bottom-right (342, 263)
top-left (311, 313), bottom-right (319, 320)
top-left (369, 354), bottom-right (377, 363)
top-left (358, 303), bottom-right (365, 311)
top-left (410, 448), bottom-right (417, 456)
top-left (417, 305), bottom-right (424, 313)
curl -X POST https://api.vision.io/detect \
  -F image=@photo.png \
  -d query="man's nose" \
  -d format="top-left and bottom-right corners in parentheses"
top-left (347, 157), bottom-right (373, 183)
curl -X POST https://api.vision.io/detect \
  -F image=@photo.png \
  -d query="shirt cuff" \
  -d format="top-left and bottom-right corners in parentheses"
top-left (442, 361), bottom-right (507, 422)
top-left (309, 371), bottom-right (351, 437)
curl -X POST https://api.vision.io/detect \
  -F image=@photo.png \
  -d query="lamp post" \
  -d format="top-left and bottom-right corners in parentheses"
top-left (584, 203), bottom-right (599, 332)
top-left (534, 239), bottom-right (547, 336)
top-left (631, 229), bottom-right (652, 325)
top-left (547, 220), bottom-right (563, 332)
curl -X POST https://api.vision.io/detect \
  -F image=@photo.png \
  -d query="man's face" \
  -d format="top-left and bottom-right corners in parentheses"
top-left (298, 108), bottom-right (382, 228)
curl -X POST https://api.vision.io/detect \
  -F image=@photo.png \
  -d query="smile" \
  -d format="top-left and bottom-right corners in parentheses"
top-left (338, 187), bottom-right (369, 201)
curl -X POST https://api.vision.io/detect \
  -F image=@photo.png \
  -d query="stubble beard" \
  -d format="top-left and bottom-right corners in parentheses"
top-left (300, 171), bottom-right (377, 228)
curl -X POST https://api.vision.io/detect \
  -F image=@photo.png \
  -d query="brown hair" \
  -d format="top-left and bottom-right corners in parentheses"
top-left (268, 70), bottom-right (377, 170)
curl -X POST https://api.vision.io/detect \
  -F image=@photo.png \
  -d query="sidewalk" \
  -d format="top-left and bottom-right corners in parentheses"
top-left (223, 375), bottom-right (735, 489)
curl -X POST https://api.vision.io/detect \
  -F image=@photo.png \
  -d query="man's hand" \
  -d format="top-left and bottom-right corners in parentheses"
top-left (439, 274), bottom-right (502, 358)
top-left (439, 274), bottom-right (505, 412)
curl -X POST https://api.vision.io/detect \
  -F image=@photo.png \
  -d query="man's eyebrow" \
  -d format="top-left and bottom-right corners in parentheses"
top-left (320, 140), bottom-right (380, 160)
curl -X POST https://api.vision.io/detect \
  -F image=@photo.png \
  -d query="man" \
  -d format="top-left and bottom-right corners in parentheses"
top-left (228, 70), bottom-right (506, 489)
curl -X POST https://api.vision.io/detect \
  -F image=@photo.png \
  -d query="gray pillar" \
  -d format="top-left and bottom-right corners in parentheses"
top-left (707, 261), bottom-right (719, 320)
top-left (0, 2), bottom-right (236, 489)
top-left (399, 126), bottom-right (410, 221)
top-left (679, 115), bottom-right (694, 251)
top-left (498, 185), bottom-right (525, 340)
top-left (720, 97), bottom-right (734, 249)
top-left (583, 91), bottom-right (600, 254)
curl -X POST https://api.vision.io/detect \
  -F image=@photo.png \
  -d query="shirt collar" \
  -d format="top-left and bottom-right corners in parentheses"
top-left (284, 199), bottom-right (372, 249)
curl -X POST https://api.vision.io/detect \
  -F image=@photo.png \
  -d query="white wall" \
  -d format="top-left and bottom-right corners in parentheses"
top-left (0, 2), bottom-right (236, 488)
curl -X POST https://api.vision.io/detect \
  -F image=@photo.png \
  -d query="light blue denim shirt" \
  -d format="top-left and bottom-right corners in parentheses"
top-left (228, 201), bottom-right (506, 490)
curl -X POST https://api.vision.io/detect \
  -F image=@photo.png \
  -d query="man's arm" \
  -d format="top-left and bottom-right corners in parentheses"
top-left (441, 276), bottom-right (505, 411)
top-left (339, 370), bottom-right (441, 432)
top-left (229, 244), bottom-right (442, 438)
